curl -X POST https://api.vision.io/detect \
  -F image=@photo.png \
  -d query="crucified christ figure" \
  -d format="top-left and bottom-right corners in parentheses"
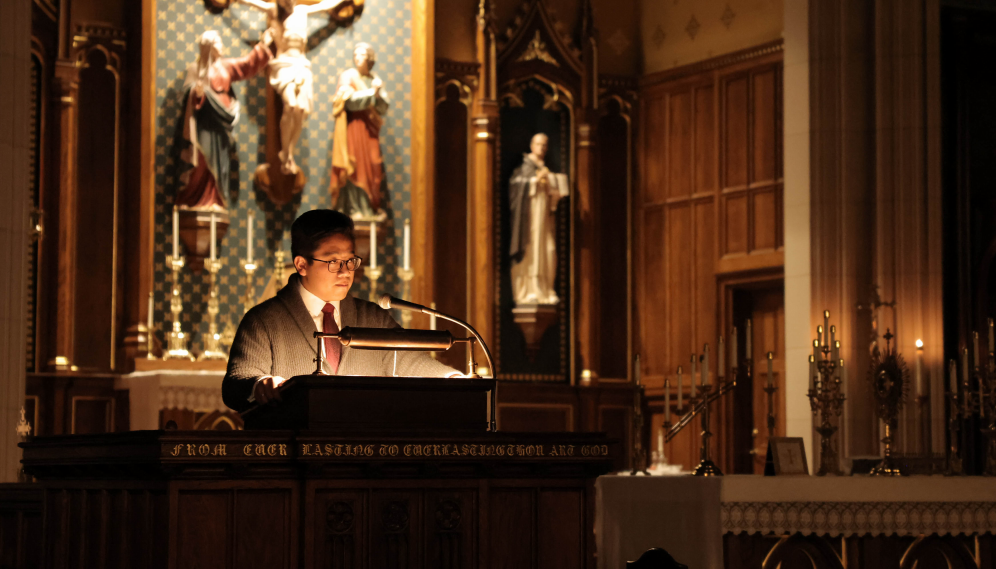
top-left (237, 0), bottom-right (358, 174)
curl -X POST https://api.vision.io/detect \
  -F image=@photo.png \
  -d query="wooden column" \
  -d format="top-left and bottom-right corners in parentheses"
top-left (469, 1), bottom-right (498, 359)
top-left (0, 0), bottom-right (33, 481)
top-left (575, 2), bottom-right (599, 382)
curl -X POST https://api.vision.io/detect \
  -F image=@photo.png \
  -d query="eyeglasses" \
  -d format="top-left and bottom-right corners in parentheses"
top-left (310, 257), bottom-right (363, 273)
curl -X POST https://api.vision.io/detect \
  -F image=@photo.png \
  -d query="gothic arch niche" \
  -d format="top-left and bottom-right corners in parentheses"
top-left (72, 27), bottom-right (126, 372)
top-left (495, 0), bottom-right (582, 381)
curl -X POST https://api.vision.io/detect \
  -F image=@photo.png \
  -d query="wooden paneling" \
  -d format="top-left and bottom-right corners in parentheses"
top-left (723, 76), bottom-right (749, 189)
top-left (668, 91), bottom-right (693, 199)
top-left (498, 404), bottom-right (573, 432)
top-left (537, 490), bottom-right (583, 569)
top-left (489, 489), bottom-right (533, 569)
top-left (175, 492), bottom-right (230, 568)
top-left (636, 45), bottom-right (784, 472)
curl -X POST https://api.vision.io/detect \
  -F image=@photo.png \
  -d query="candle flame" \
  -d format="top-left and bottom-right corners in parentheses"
top-left (916, 339), bottom-right (923, 349)
top-left (824, 310), bottom-right (830, 318)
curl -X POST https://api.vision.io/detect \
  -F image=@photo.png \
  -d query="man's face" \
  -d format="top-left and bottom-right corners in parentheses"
top-left (294, 233), bottom-right (355, 302)
top-left (530, 136), bottom-right (548, 160)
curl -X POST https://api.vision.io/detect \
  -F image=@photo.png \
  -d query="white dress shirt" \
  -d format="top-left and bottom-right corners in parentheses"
top-left (298, 282), bottom-right (341, 331)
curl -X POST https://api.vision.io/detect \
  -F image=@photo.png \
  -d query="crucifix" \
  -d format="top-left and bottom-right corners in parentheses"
top-left (229, 0), bottom-right (363, 201)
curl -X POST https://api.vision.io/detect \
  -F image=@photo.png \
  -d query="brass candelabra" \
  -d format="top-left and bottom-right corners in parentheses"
top-left (164, 254), bottom-right (193, 360)
top-left (807, 312), bottom-right (845, 476)
top-left (198, 259), bottom-right (227, 360)
top-left (950, 335), bottom-right (996, 475)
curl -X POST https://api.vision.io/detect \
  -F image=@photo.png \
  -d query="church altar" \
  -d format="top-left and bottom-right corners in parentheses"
top-left (596, 475), bottom-right (996, 569)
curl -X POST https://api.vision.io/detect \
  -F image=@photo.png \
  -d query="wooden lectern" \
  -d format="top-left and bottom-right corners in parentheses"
top-left (10, 374), bottom-right (616, 569)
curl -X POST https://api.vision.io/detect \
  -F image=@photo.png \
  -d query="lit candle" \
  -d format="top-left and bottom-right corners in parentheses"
top-left (809, 355), bottom-right (816, 390)
top-left (830, 325), bottom-right (836, 348)
top-left (634, 356), bottom-right (641, 386)
top-left (813, 339), bottom-right (820, 362)
top-left (974, 332), bottom-right (980, 369)
top-left (766, 352), bottom-right (773, 388)
top-left (429, 302), bottom-right (437, 330)
top-left (657, 426), bottom-right (664, 459)
top-left (172, 206), bottom-right (179, 259)
top-left (370, 222), bottom-right (378, 269)
top-left (915, 339), bottom-right (924, 396)
top-left (730, 326), bottom-right (738, 371)
top-left (209, 213), bottom-right (217, 262)
top-left (664, 379), bottom-right (671, 423)
top-left (823, 310), bottom-right (830, 346)
top-left (403, 219), bottom-right (411, 271)
top-left (949, 359), bottom-right (957, 394)
top-left (745, 319), bottom-right (752, 357)
top-left (677, 366), bottom-right (683, 410)
top-left (690, 354), bottom-right (697, 399)
top-left (247, 212), bottom-right (254, 264)
top-left (833, 340), bottom-right (840, 365)
top-left (817, 325), bottom-right (824, 347)
top-left (702, 344), bottom-right (709, 387)
top-left (718, 335), bottom-right (725, 378)
top-left (840, 360), bottom-right (847, 392)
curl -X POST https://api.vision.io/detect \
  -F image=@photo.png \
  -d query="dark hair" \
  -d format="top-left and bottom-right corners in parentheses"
top-left (291, 209), bottom-right (355, 260)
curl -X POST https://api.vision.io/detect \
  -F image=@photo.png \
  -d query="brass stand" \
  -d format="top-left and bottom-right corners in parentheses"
top-left (198, 259), bottom-right (227, 360)
top-left (870, 421), bottom-right (903, 477)
top-left (763, 384), bottom-right (778, 439)
top-left (242, 260), bottom-right (257, 314)
top-left (366, 265), bottom-right (383, 303)
top-left (809, 348), bottom-right (844, 476)
top-left (397, 267), bottom-right (414, 328)
top-left (663, 362), bottom-right (740, 477)
top-left (164, 255), bottom-right (193, 360)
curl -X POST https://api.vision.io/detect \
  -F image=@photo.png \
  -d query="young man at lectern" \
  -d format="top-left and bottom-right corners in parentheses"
top-left (222, 209), bottom-right (458, 412)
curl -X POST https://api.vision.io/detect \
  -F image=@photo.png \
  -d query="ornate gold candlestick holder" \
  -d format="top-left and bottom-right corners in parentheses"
top-left (366, 265), bottom-right (383, 303)
top-left (662, 362), bottom-right (740, 477)
top-left (974, 351), bottom-right (996, 475)
top-left (242, 260), bottom-right (257, 314)
top-left (808, 314), bottom-right (846, 476)
top-left (867, 330), bottom-right (907, 477)
top-left (164, 254), bottom-right (193, 360)
top-left (198, 259), bottom-right (227, 360)
top-left (397, 267), bottom-right (415, 328)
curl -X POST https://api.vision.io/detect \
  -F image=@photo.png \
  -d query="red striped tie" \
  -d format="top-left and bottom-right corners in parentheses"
top-left (321, 303), bottom-right (341, 374)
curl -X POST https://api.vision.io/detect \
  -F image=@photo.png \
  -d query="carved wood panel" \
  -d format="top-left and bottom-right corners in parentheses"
top-left (636, 44), bottom-right (784, 472)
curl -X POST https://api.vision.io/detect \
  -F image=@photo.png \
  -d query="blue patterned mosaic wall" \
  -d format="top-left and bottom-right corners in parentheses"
top-left (153, 0), bottom-right (413, 354)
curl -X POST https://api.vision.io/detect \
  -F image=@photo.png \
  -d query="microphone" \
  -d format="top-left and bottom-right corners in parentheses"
top-left (378, 295), bottom-right (429, 314)
top-left (379, 295), bottom-right (495, 379)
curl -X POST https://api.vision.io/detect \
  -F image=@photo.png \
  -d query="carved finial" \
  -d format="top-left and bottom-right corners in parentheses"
top-left (15, 407), bottom-right (31, 439)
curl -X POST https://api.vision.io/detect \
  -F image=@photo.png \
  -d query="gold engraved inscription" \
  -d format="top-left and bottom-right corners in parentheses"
top-left (242, 443), bottom-right (288, 457)
top-left (297, 443), bottom-right (610, 459)
top-left (168, 443), bottom-right (228, 457)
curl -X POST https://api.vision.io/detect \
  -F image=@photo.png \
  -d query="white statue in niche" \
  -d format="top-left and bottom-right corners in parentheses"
top-left (508, 133), bottom-right (570, 306)
top-left (236, 0), bottom-right (361, 174)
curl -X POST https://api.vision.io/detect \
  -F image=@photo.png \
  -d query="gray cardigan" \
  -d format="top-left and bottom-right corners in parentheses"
top-left (222, 273), bottom-right (457, 412)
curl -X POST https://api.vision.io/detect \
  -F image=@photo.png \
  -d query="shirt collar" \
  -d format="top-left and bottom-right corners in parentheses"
top-left (298, 280), bottom-right (340, 317)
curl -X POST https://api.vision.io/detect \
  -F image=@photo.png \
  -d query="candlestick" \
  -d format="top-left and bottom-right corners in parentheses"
top-left (429, 302), bottom-right (437, 330)
top-left (403, 218), bottom-right (411, 271)
top-left (242, 259), bottom-right (257, 314)
top-left (718, 335), bottom-right (725, 378)
top-left (677, 366), bottom-right (683, 410)
top-left (146, 291), bottom-right (156, 359)
top-left (247, 212), bottom-right (254, 264)
top-left (172, 206), bottom-right (179, 259)
top-left (690, 354), bottom-right (697, 399)
top-left (915, 339), bottom-right (924, 396)
top-left (746, 319), bottom-right (752, 356)
top-left (766, 352), bottom-right (773, 388)
top-left (817, 325), bottom-right (824, 347)
top-left (163, 254), bottom-right (192, 360)
top-left (833, 340), bottom-right (840, 365)
top-left (730, 326), bottom-right (738, 371)
top-left (830, 325), bottom-right (836, 348)
top-left (366, 265), bottom-right (383, 303)
top-left (809, 355), bottom-right (816, 390)
top-left (962, 347), bottom-right (970, 390)
top-left (949, 359), bottom-right (958, 394)
top-left (664, 379), bottom-right (671, 423)
top-left (370, 222), bottom-right (378, 269)
top-left (198, 259), bottom-right (227, 360)
top-left (813, 339), bottom-right (820, 363)
top-left (702, 344), bottom-right (709, 386)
